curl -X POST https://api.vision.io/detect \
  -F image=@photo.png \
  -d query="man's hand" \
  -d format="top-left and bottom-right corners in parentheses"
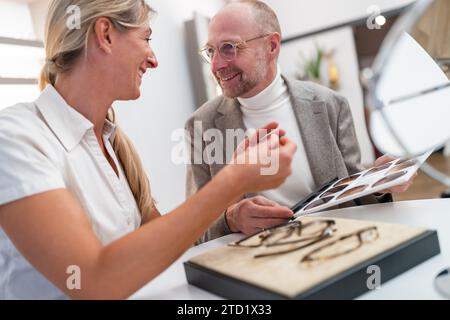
top-left (226, 196), bottom-right (293, 235)
top-left (374, 155), bottom-right (417, 193)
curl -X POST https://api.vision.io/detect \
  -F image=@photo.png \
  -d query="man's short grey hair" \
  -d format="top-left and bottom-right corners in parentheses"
top-left (230, 0), bottom-right (282, 36)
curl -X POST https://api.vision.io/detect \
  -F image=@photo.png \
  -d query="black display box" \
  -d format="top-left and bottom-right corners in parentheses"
top-left (184, 229), bottom-right (440, 299)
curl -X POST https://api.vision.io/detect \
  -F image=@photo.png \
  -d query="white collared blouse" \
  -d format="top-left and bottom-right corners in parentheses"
top-left (0, 85), bottom-right (142, 299)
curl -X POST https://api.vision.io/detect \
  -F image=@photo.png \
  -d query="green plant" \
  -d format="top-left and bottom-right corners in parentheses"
top-left (305, 45), bottom-right (323, 80)
top-left (297, 44), bottom-right (324, 82)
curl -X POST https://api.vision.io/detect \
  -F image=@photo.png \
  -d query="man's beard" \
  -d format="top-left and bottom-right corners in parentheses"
top-left (215, 59), bottom-right (267, 98)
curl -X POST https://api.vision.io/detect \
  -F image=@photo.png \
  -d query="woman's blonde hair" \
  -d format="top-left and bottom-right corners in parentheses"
top-left (40, 0), bottom-right (156, 222)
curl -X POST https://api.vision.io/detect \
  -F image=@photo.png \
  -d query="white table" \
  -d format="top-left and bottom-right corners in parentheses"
top-left (131, 199), bottom-right (450, 300)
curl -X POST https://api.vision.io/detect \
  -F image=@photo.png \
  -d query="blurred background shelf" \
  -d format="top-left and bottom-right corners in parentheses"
top-left (0, 77), bottom-right (38, 85)
top-left (0, 35), bottom-right (43, 48)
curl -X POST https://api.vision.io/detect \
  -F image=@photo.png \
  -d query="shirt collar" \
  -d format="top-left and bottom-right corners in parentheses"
top-left (35, 85), bottom-right (116, 151)
top-left (103, 118), bottom-right (117, 145)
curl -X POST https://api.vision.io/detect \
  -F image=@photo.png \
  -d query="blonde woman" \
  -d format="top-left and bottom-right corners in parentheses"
top-left (0, 0), bottom-right (296, 299)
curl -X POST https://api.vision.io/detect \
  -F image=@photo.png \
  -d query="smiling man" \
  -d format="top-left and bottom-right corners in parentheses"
top-left (185, 0), bottom-right (413, 243)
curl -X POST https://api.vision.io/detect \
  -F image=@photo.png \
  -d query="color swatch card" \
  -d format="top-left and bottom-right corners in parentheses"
top-left (292, 150), bottom-right (433, 218)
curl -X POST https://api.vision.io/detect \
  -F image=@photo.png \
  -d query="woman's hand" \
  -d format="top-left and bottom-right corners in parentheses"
top-left (227, 122), bottom-right (297, 194)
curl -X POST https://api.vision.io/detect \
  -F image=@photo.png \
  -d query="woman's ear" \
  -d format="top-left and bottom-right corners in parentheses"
top-left (94, 17), bottom-right (114, 53)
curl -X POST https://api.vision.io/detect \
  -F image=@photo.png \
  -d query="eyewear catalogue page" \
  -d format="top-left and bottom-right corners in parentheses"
top-left (292, 151), bottom-right (433, 218)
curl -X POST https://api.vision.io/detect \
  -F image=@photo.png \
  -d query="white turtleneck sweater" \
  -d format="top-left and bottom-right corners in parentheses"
top-left (238, 67), bottom-right (315, 207)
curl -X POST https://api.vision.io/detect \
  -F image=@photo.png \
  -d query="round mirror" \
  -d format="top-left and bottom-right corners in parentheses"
top-left (362, 0), bottom-right (450, 158)
top-left (435, 268), bottom-right (450, 299)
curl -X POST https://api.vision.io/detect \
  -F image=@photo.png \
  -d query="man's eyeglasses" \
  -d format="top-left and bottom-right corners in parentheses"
top-left (229, 219), bottom-right (379, 264)
top-left (301, 226), bottom-right (379, 264)
top-left (229, 219), bottom-right (336, 253)
top-left (199, 33), bottom-right (272, 64)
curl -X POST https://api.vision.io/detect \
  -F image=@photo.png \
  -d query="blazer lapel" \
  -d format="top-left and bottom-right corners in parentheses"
top-left (214, 98), bottom-right (246, 163)
top-left (285, 78), bottom-right (337, 187)
top-left (214, 98), bottom-right (259, 198)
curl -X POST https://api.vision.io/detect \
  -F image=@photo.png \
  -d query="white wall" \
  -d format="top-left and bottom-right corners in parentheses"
top-left (0, 0), bottom-right (36, 39)
top-left (0, 0), bottom-right (42, 110)
top-left (264, 0), bottom-right (416, 39)
top-left (28, 0), bottom-right (50, 41)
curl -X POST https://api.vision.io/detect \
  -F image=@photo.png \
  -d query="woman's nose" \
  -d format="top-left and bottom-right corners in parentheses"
top-left (147, 49), bottom-right (158, 69)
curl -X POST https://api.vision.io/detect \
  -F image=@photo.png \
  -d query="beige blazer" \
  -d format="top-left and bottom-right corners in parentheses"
top-left (185, 77), bottom-right (392, 243)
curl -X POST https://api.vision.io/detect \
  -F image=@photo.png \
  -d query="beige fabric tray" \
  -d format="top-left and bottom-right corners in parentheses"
top-left (188, 217), bottom-right (427, 298)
